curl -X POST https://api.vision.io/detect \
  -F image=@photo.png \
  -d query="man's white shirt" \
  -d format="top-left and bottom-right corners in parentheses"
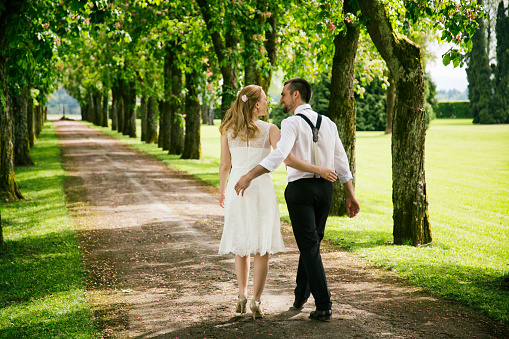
top-left (259, 104), bottom-right (353, 183)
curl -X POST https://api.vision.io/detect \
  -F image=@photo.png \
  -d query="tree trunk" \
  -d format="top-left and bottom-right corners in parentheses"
top-left (169, 55), bottom-right (184, 155)
top-left (27, 98), bottom-right (35, 147)
top-left (0, 66), bottom-right (23, 201)
top-left (140, 93), bottom-right (148, 142)
top-left (327, 10), bottom-right (360, 216)
top-left (34, 100), bottom-right (43, 138)
top-left (0, 3), bottom-right (22, 201)
top-left (385, 71), bottom-right (395, 134)
top-left (201, 105), bottom-right (208, 125)
top-left (13, 86), bottom-right (34, 166)
top-left (1, 210), bottom-right (4, 247)
top-left (81, 102), bottom-right (88, 122)
top-left (146, 95), bottom-right (158, 144)
top-left (127, 81), bottom-right (136, 138)
top-left (160, 44), bottom-right (172, 150)
top-left (181, 70), bottom-right (201, 159)
top-left (208, 103), bottom-right (215, 125)
top-left (122, 83), bottom-right (131, 135)
top-left (94, 88), bottom-right (102, 126)
top-left (101, 87), bottom-right (109, 127)
top-left (359, 0), bottom-right (432, 246)
top-left (111, 85), bottom-right (120, 130)
top-left (88, 90), bottom-right (96, 124)
top-left (119, 79), bottom-right (128, 135)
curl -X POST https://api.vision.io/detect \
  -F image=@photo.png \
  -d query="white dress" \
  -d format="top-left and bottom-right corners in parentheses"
top-left (218, 120), bottom-right (286, 256)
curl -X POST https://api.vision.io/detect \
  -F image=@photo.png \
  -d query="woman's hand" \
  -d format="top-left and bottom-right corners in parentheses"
top-left (219, 192), bottom-right (225, 208)
top-left (319, 167), bottom-right (338, 182)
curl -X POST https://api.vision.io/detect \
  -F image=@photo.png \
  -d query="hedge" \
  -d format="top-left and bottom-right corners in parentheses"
top-left (435, 101), bottom-right (471, 119)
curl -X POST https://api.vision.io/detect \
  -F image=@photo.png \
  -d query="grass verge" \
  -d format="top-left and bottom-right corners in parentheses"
top-left (88, 118), bottom-right (509, 325)
top-left (0, 122), bottom-right (95, 338)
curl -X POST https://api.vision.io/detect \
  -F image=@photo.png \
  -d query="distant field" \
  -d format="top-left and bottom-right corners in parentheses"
top-left (90, 118), bottom-right (509, 324)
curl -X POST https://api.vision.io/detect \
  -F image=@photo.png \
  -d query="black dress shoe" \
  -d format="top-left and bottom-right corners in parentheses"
top-left (309, 309), bottom-right (332, 322)
top-left (292, 297), bottom-right (308, 309)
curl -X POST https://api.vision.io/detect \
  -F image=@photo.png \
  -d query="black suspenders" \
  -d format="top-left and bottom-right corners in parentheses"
top-left (296, 113), bottom-right (322, 142)
top-left (296, 113), bottom-right (322, 174)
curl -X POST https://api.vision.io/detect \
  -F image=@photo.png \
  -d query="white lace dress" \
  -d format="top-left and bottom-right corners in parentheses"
top-left (218, 120), bottom-right (285, 256)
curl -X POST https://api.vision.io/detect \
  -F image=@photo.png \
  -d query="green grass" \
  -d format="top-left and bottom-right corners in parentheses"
top-left (0, 122), bottom-right (95, 338)
top-left (327, 120), bottom-right (509, 324)
top-left (90, 118), bottom-right (509, 325)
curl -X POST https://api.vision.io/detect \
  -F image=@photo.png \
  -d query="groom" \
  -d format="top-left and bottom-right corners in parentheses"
top-left (235, 78), bottom-right (360, 321)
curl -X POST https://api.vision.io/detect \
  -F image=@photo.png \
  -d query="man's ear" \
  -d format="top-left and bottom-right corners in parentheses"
top-left (293, 90), bottom-right (300, 100)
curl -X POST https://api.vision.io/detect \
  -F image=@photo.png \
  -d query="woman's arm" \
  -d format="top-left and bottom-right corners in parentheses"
top-left (284, 154), bottom-right (337, 182)
top-left (268, 124), bottom-right (338, 182)
top-left (219, 133), bottom-right (232, 207)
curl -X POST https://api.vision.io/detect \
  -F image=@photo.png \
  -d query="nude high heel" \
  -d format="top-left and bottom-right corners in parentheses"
top-left (250, 299), bottom-right (262, 320)
top-left (236, 294), bottom-right (247, 313)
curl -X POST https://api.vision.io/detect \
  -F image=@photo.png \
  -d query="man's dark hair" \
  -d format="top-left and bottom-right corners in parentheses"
top-left (284, 78), bottom-right (312, 103)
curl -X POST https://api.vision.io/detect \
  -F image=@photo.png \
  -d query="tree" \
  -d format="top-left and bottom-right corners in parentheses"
top-left (0, 210), bottom-right (3, 247)
top-left (145, 95), bottom-right (158, 144)
top-left (358, 0), bottom-right (431, 245)
top-left (356, 78), bottom-right (387, 131)
top-left (181, 68), bottom-right (201, 159)
top-left (358, 0), bottom-right (481, 245)
top-left (197, 0), bottom-right (240, 119)
top-left (241, 2), bottom-right (279, 94)
top-left (467, 0), bottom-right (493, 124)
top-left (12, 85), bottom-right (35, 167)
top-left (492, 0), bottom-right (509, 123)
top-left (168, 42), bottom-right (184, 155)
top-left (327, 2), bottom-right (361, 216)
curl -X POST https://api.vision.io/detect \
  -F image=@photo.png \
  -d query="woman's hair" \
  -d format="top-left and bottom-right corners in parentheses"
top-left (219, 85), bottom-right (263, 140)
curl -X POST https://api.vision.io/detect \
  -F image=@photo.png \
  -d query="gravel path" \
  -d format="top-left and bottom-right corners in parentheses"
top-left (55, 120), bottom-right (508, 338)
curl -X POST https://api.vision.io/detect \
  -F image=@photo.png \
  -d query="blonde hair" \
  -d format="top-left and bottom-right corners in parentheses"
top-left (219, 85), bottom-right (262, 140)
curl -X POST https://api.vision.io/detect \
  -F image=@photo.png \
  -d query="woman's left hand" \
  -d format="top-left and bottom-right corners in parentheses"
top-left (220, 192), bottom-right (226, 208)
top-left (319, 167), bottom-right (338, 182)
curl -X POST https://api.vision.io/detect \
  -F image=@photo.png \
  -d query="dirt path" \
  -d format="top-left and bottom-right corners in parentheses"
top-left (55, 120), bottom-right (508, 339)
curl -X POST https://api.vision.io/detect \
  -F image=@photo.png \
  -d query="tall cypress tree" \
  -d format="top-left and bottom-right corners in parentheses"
top-left (492, 1), bottom-right (509, 123)
top-left (466, 0), bottom-right (493, 124)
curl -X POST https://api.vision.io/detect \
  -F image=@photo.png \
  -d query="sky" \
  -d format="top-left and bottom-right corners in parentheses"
top-left (426, 42), bottom-right (468, 92)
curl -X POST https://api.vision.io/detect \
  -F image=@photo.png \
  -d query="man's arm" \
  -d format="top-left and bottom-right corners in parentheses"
top-left (284, 155), bottom-right (338, 182)
top-left (268, 124), bottom-right (337, 182)
top-left (234, 119), bottom-right (296, 195)
top-left (234, 165), bottom-right (269, 196)
top-left (342, 179), bottom-right (360, 218)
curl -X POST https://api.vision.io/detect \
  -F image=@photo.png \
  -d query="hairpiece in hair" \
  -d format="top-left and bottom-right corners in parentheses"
top-left (241, 94), bottom-right (248, 102)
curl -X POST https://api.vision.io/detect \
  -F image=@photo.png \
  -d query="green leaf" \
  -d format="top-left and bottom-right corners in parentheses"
top-left (442, 53), bottom-right (451, 66)
top-left (453, 57), bottom-right (460, 68)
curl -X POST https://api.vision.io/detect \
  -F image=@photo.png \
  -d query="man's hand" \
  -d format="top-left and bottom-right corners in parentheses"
top-left (319, 167), bottom-right (338, 182)
top-left (346, 197), bottom-right (360, 218)
top-left (235, 174), bottom-right (253, 196)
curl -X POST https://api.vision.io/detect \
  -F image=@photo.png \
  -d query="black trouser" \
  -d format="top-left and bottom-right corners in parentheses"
top-left (285, 177), bottom-right (333, 311)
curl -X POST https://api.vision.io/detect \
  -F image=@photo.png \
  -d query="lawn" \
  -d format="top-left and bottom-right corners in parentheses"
top-left (0, 122), bottom-right (95, 338)
top-left (89, 118), bottom-right (508, 325)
